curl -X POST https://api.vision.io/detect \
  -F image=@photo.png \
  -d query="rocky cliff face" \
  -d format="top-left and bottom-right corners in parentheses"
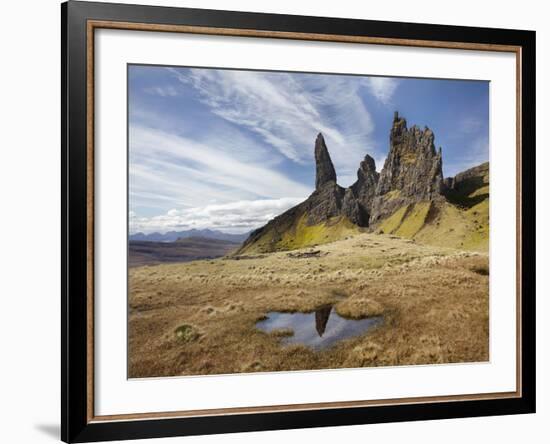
top-left (346, 154), bottom-right (380, 226)
top-left (370, 112), bottom-right (444, 223)
top-left (238, 135), bottom-right (347, 253)
top-left (443, 161), bottom-right (489, 208)
top-left (306, 134), bottom-right (383, 228)
top-left (239, 112), bottom-right (476, 254)
top-left (445, 161), bottom-right (489, 193)
top-left (314, 134), bottom-right (337, 190)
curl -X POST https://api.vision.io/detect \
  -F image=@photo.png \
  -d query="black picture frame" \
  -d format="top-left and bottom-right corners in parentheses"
top-left (62, 1), bottom-right (536, 442)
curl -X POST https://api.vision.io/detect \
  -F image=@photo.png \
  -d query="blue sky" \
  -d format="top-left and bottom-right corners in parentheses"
top-left (128, 65), bottom-right (489, 234)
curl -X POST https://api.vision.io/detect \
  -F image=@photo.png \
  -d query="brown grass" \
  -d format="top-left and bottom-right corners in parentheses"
top-left (335, 296), bottom-right (384, 319)
top-left (128, 232), bottom-right (488, 377)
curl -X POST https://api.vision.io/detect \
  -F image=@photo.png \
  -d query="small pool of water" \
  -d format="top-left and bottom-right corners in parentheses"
top-left (256, 305), bottom-right (383, 350)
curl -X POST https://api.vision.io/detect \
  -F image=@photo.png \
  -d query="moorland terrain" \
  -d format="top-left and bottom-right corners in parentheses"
top-left (128, 112), bottom-right (489, 377)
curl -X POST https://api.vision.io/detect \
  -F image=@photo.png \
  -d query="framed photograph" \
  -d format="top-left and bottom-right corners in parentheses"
top-left (62, 1), bottom-right (535, 442)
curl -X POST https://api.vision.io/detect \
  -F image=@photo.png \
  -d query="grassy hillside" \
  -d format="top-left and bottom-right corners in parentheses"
top-left (243, 192), bottom-right (489, 255)
top-left (238, 215), bottom-right (359, 254)
top-left (414, 200), bottom-right (487, 251)
top-left (375, 163), bottom-right (489, 252)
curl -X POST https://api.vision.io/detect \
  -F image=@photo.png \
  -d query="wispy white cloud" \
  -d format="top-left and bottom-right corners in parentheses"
top-left (130, 68), bottom-right (406, 233)
top-left (129, 125), bottom-right (310, 215)
top-left (169, 68), bottom-right (378, 182)
top-left (363, 77), bottom-right (399, 105)
top-left (144, 85), bottom-right (179, 97)
top-left (129, 197), bottom-right (303, 234)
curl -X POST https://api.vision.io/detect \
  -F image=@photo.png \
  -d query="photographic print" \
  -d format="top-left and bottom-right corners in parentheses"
top-left (127, 65), bottom-right (490, 378)
top-left (63, 5), bottom-right (535, 440)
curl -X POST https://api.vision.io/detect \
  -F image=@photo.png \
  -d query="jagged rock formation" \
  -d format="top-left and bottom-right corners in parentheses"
top-left (341, 187), bottom-right (364, 226)
top-left (369, 112), bottom-right (444, 223)
top-left (238, 134), bottom-right (350, 253)
top-left (238, 112), bottom-right (488, 254)
top-left (345, 154), bottom-right (380, 226)
top-left (314, 134), bottom-right (337, 190)
top-left (305, 182), bottom-right (345, 224)
top-left (445, 162), bottom-right (489, 195)
top-left (352, 154), bottom-right (379, 206)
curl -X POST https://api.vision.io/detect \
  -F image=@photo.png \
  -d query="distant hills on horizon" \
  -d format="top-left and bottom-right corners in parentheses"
top-left (129, 228), bottom-right (251, 243)
top-left (128, 236), bottom-right (241, 267)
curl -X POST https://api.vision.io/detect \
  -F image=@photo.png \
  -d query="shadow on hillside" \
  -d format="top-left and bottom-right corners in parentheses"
top-left (444, 176), bottom-right (488, 209)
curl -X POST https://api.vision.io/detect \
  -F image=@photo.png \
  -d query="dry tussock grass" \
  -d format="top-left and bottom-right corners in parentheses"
top-left (128, 232), bottom-right (488, 377)
top-left (335, 296), bottom-right (384, 319)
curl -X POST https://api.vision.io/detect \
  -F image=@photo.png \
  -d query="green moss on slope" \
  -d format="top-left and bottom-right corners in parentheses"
top-left (240, 214), bottom-right (359, 253)
top-left (394, 202), bottom-right (432, 238)
top-left (278, 215), bottom-right (358, 250)
top-left (378, 205), bottom-right (410, 235)
top-left (375, 161), bottom-right (490, 252)
top-left (462, 198), bottom-right (489, 251)
top-left (376, 199), bottom-right (488, 252)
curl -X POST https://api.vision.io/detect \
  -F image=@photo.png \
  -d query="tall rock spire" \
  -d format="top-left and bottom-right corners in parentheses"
top-left (370, 112), bottom-right (444, 222)
top-left (314, 133), bottom-right (337, 190)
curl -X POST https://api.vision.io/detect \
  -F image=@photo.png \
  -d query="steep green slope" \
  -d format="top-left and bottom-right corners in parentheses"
top-left (376, 200), bottom-right (488, 252)
top-left (374, 163), bottom-right (489, 252)
top-left (238, 215), bottom-right (359, 254)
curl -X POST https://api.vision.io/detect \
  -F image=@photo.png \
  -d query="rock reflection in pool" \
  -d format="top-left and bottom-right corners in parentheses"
top-left (256, 305), bottom-right (383, 350)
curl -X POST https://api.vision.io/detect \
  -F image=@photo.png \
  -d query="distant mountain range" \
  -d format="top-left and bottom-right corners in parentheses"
top-left (129, 228), bottom-right (250, 243)
top-left (129, 236), bottom-right (241, 267)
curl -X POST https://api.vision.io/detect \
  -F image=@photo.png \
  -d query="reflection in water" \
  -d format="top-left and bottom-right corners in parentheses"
top-left (315, 305), bottom-right (332, 336)
top-left (256, 305), bottom-right (383, 350)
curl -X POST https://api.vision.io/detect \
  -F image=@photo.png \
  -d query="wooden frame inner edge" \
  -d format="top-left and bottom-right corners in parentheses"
top-left (85, 19), bottom-right (523, 423)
